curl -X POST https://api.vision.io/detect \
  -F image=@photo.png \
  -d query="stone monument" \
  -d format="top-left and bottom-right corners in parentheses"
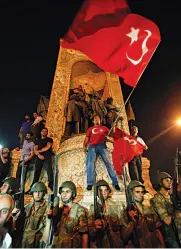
top-left (44, 40), bottom-right (153, 207)
top-left (10, 40), bottom-right (156, 205)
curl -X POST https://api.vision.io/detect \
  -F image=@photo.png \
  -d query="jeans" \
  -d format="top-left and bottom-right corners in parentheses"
top-left (16, 160), bottom-right (30, 187)
top-left (86, 143), bottom-right (118, 185)
top-left (31, 156), bottom-right (53, 188)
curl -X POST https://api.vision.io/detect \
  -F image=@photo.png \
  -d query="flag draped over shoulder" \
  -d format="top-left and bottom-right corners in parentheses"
top-left (62, 0), bottom-right (161, 87)
top-left (112, 128), bottom-right (144, 175)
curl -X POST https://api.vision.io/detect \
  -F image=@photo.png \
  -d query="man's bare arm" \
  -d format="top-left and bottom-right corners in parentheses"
top-left (34, 145), bottom-right (39, 155)
top-left (38, 142), bottom-right (52, 153)
top-left (24, 151), bottom-right (34, 163)
top-left (83, 137), bottom-right (89, 153)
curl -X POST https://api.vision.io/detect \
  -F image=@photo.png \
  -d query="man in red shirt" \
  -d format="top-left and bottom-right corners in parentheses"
top-left (83, 115), bottom-right (120, 191)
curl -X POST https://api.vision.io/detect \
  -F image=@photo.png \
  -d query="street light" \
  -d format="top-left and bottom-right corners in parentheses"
top-left (177, 118), bottom-right (181, 126)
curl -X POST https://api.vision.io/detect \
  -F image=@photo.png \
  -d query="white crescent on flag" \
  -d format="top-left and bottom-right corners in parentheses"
top-left (126, 27), bottom-right (152, 65)
top-left (123, 136), bottom-right (137, 145)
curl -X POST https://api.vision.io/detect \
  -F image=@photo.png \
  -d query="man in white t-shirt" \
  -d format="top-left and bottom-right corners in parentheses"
top-left (128, 126), bottom-right (148, 183)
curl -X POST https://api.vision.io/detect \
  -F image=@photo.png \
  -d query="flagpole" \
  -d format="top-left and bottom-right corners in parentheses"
top-left (107, 87), bottom-right (135, 136)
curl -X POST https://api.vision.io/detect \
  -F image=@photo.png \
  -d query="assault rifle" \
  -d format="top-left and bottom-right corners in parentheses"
top-left (150, 198), bottom-right (181, 248)
top-left (172, 148), bottom-right (181, 209)
top-left (122, 158), bottom-right (140, 248)
top-left (12, 157), bottom-right (26, 247)
top-left (45, 155), bottom-right (59, 248)
top-left (93, 162), bottom-right (114, 248)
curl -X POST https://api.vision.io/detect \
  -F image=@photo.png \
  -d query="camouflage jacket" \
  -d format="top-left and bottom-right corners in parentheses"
top-left (122, 202), bottom-right (164, 248)
top-left (22, 200), bottom-right (48, 248)
top-left (88, 198), bottom-right (125, 248)
top-left (52, 202), bottom-right (88, 248)
top-left (152, 191), bottom-right (174, 220)
top-left (151, 191), bottom-right (180, 247)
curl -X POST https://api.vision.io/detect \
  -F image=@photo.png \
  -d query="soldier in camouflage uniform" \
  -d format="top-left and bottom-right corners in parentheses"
top-left (0, 177), bottom-right (19, 196)
top-left (88, 180), bottom-right (125, 248)
top-left (21, 182), bottom-right (49, 248)
top-left (51, 181), bottom-right (88, 248)
top-left (173, 174), bottom-right (181, 245)
top-left (122, 180), bottom-right (165, 248)
top-left (151, 172), bottom-right (180, 247)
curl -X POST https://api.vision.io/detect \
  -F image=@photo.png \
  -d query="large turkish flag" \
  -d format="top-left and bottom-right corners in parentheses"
top-left (112, 128), bottom-right (145, 175)
top-left (62, 0), bottom-right (161, 87)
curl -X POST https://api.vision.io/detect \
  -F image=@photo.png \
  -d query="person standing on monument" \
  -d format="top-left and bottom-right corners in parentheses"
top-left (27, 128), bottom-right (53, 192)
top-left (83, 115), bottom-right (120, 191)
top-left (128, 126), bottom-right (148, 183)
top-left (31, 112), bottom-right (43, 141)
top-left (16, 132), bottom-right (35, 187)
top-left (18, 114), bottom-right (33, 147)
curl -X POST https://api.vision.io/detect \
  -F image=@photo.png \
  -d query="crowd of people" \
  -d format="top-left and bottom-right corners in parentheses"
top-left (0, 91), bottom-right (180, 248)
top-left (18, 112), bottom-right (45, 147)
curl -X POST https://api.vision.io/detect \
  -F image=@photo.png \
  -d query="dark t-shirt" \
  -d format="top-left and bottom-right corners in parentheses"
top-left (35, 137), bottom-right (53, 159)
top-left (0, 157), bottom-right (11, 182)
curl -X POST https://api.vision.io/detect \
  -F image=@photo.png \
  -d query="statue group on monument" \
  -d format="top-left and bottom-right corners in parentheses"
top-left (64, 86), bottom-right (119, 138)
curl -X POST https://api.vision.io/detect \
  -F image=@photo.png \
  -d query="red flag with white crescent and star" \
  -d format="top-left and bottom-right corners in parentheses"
top-left (112, 128), bottom-right (145, 175)
top-left (62, 0), bottom-right (161, 87)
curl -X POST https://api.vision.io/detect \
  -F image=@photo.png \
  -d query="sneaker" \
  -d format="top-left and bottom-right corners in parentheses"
top-left (87, 185), bottom-right (93, 191)
top-left (114, 184), bottom-right (121, 191)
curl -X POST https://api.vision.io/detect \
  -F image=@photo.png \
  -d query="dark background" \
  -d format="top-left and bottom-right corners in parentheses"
top-left (0, 0), bottom-right (181, 184)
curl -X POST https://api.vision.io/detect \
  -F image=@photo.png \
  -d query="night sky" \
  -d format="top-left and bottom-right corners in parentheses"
top-left (0, 0), bottom-right (181, 184)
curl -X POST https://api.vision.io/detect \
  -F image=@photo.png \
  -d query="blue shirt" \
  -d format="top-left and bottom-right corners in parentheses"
top-left (21, 121), bottom-right (33, 134)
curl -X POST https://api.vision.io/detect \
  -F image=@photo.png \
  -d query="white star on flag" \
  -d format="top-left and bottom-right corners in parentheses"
top-left (126, 27), bottom-right (140, 45)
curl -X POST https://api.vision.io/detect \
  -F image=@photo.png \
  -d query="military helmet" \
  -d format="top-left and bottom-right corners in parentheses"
top-left (157, 172), bottom-right (172, 184)
top-left (59, 181), bottom-right (77, 198)
top-left (3, 177), bottom-right (19, 193)
top-left (96, 180), bottom-right (111, 194)
top-left (128, 180), bottom-right (145, 192)
top-left (30, 182), bottom-right (47, 194)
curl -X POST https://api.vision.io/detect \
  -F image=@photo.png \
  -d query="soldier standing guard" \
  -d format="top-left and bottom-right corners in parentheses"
top-left (88, 180), bottom-right (125, 248)
top-left (51, 181), bottom-right (88, 248)
top-left (151, 172), bottom-right (180, 248)
top-left (122, 180), bottom-right (165, 248)
top-left (21, 182), bottom-right (49, 248)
